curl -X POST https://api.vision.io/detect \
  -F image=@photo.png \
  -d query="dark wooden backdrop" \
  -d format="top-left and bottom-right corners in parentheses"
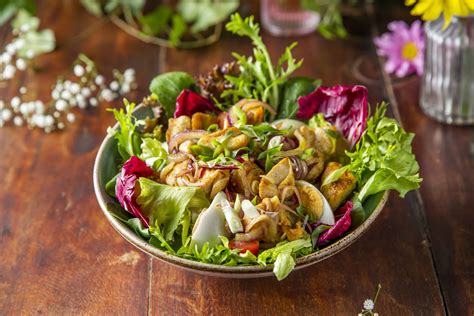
top-left (0, 1), bottom-right (472, 315)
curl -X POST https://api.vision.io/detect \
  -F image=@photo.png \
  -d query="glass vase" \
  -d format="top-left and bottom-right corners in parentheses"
top-left (420, 15), bottom-right (474, 125)
top-left (260, 0), bottom-right (320, 36)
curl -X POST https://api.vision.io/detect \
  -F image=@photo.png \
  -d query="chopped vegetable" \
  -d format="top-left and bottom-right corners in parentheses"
top-left (115, 156), bottom-right (154, 227)
top-left (229, 240), bottom-right (260, 256)
top-left (317, 200), bottom-right (353, 246)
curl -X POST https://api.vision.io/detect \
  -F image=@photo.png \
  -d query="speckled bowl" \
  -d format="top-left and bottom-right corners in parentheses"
top-left (93, 105), bottom-right (389, 278)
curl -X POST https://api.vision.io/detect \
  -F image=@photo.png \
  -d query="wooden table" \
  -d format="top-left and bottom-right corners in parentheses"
top-left (1, 1), bottom-right (472, 315)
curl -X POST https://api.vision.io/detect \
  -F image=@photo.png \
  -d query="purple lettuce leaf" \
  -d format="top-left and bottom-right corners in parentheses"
top-left (174, 89), bottom-right (220, 118)
top-left (317, 201), bottom-right (353, 246)
top-left (116, 156), bottom-right (154, 227)
top-left (297, 85), bottom-right (368, 147)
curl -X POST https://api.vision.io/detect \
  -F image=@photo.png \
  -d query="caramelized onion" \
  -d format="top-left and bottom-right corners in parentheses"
top-left (169, 130), bottom-right (207, 151)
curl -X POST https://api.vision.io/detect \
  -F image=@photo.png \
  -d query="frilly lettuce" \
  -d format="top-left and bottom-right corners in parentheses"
top-left (140, 138), bottom-right (168, 171)
top-left (323, 102), bottom-right (422, 201)
top-left (136, 178), bottom-right (209, 241)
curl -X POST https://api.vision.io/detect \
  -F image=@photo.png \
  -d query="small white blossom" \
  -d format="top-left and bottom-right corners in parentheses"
top-left (44, 115), bottom-right (54, 127)
top-left (1, 52), bottom-right (12, 64)
top-left (73, 64), bottom-right (85, 77)
top-left (3, 64), bottom-right (16, 79)
top-left (16, 58), bottom-right (27, 71)
top-left (53, 111), bottom-right (60, 118)
top-left (66, 113), bottom-right (75, 123)
top-left (33, 114), bottom-right (45, 128)
top-left (61, 90), bottom-right (72, 100)
top-left (35, 101), bottom-right (45, 114)
top-left (13, 116), bottom-right (23, 126)
top-left (6, 43), bottom-right (16, 55)
top-left (100, 89), bottom-right (114, 102)
top-left (58, 122), bottom-right (64, 129)
top-left (124, 68), bottom-right (135, 81)
top-left (121, 83), bottom-right (130, 94)
top-left (94, 75), bottom-right (104, 85)
top-left (363, 299), bottom-right (374, 311)
top-left (26, 50), bottom-right (35, 59)
top-left (14, 38), bottom-right (25, 50)
top-left (70, 83), bottom-right (80, 94)
top-left (51, 89), bottom-right (60, 100)
top-left (19, 86), bottom-right (27, 94)
top-left (109, 80), bottom-right (119, 91)
top-left (80, 87), bottom-right (91, 97)
top-left (0, 100), bottom-right (4, 109)
top-left (55, 99), bottom-right (67, 111)
top-left (1, 109), bottom-right (12, 121)
top-left (27, 102), bottom-right (35, 113)
top-left (20, 103), bottom-right (28, 115)
top-left (89, 97), bottom-right (98, 107)
top-left (11, 96), bottom-right (21, 108)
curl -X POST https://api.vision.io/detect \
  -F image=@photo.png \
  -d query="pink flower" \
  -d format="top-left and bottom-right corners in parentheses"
top-left (374, 20), bottom-right (424, 77)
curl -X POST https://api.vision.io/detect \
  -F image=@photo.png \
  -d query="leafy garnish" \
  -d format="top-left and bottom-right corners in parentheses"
top-left (140, 138), bottom-right (168, 171)
top-left (149, 72), bottom-right (195, 118)
top-left (277, 77), bottom-right (321, 119)
top-left (224, 13), bottom-right (303, 110)
top-left (107, 99), bottom-right (143, 160)
top-left (323, 103), bottom-right (422, 201)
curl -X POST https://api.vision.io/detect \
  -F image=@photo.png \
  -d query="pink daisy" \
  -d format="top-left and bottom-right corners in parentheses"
top-left (374, 20), bottom-right (425, 78)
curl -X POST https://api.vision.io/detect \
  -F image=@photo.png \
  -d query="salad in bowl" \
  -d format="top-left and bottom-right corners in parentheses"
top-left (95, 14), bottom-right (421, 280)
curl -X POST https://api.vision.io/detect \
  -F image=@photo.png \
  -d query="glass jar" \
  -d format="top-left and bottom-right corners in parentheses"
top-left (260, 0), bottom-right (320, 36)
top-left (420, 15), bottom-right (474, 125)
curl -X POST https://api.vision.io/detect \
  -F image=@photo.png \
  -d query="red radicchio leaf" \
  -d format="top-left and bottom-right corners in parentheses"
top-left (317, 200), bottom-right (353, 246)
top-left (297, 85), bottom-right (368, 147)
top-left (115, 156), bottom-right (154, 227)
top-left (174, 89), bottom-right (220, 118)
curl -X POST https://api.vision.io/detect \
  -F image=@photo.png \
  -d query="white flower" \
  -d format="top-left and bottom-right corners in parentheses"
top-left (124, 68), bottom-right (135, 81)
top-left (95, 75), bottom-right (104, 85)
top-left (74, 64), bottom-right (85, 77)
top-left (1, 109), bottom-right (12, 121)
top-left (57, 122), bottom-right (64, 129)
top-left (33, 114), bottom-right (45, 128)
top-left (55, 99), bottom-right (67, 111)
top-left (76, 94), bottom-right (86, 109)
top-left (66, 113), bottom-right (75, 123)
top-left (35, 101), bottom-right (45, 114)
top-left (11, 96), bottom-right (21, 108)
top-left (61, 90), bottom-right (72, 100)
top-left (1, 52), bottom-right (12, 64)
top-left (13, 116), bottom-right (23, 126)
top-left (109, 80), bottom-right (119, 91)
top-left (27, 102), bottom-right (35, 113)
top-left (89, 97), bottom-right (98, 107)
top-left (44, 115), bottom-right (54, 127)
top-left (6, 43), bottom-right (16, 55)
top-left (26, 50), bottom-right (35, 59)
top-left (13, 38), bottom-right (25, 50)
top-left (16, 58), bottom-right (27, 71)
top-left (81, 87), bottom-right (91, 97)
top-left (19, 86), bottom-right (27, 94)
top-left (120, 83), bottom-right (130, 94)
top-left (3, 64), bottom-right (16, 79)
top-left (363, 299), bottom-right (374, 311)
top-left (0, 100), bottom-right (4, 109)
top-left (100, 89), bottom-right (114, 102)
top-left (51, 89), bottom-right (60, 100)
top-left (70, 83), bottom-right (80, 94)
top-left (53, 111), bottom-right (60, 118)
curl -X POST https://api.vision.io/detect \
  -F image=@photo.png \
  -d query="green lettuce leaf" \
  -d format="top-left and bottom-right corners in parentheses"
top-left (136, 178), bottom-right (209, 241)
top-left (277, 77), bottom-right (321, 119)
top-left (140, 138), bottom-right (168, 171)
top-left (273, 252), bottom-right (295, 281)
top-left (323, 102), bottom-right (422, 201)
top-left (149, 72), bottom-right (195, 118)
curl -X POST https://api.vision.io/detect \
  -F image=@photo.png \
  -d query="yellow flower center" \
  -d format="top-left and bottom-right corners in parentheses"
top-left (402, 42), bottom-right (418, 61)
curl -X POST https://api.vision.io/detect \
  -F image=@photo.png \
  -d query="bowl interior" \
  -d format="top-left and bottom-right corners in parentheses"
top-left (93, 105), bottom-right (388, 277)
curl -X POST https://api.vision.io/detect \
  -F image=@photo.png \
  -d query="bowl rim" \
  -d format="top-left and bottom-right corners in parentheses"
top-left (93, 104), bottom-right (389, 276)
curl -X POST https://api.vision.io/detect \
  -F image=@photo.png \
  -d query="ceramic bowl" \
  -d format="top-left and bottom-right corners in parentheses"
top-left (93, 105), bottom-right (389, 278)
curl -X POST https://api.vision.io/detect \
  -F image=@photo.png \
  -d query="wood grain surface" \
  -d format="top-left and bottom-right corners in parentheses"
top-left (0, 1), bottom-right (471, 315)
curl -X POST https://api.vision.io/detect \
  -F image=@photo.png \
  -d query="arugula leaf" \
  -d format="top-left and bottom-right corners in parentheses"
top-left (107, 100), bottom-right (143, 160)
top-left (323, 102), bottom-right (422, 201)
top-left (225, 13), bottom-right (303, 110)
top-left (177, 0), bottom-right (239, 33)
top-left (136, 178), bottom-right (209, 241)
top-left (149, 72), bottom-right (196, 118)
top-left (139, 5), bottom-right (173, 36)
top-left (277, 77), bottom-right (321, 119)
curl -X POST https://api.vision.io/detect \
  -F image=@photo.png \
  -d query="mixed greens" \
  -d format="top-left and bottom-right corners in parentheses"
top-left (105, 13), bottom-right (421, 280)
